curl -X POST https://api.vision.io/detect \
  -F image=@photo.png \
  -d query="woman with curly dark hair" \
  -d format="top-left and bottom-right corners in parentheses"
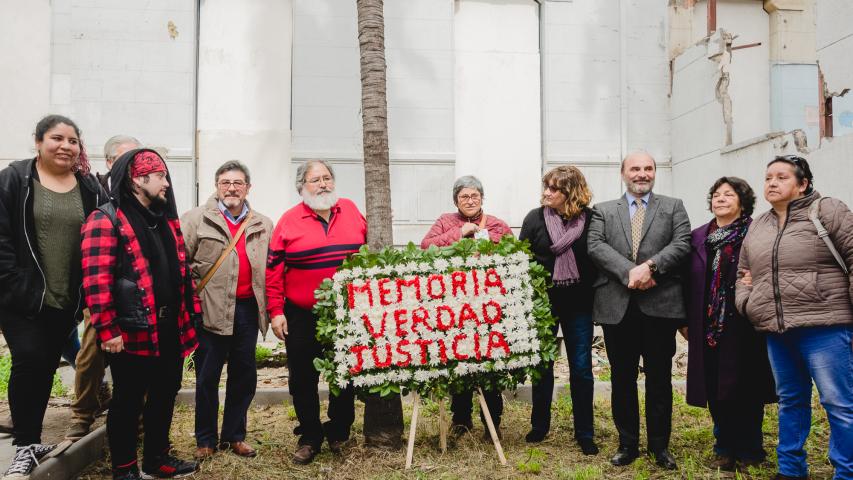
top-left (520, 165), bottom-right (598, 455)
top-left (684, 176), bottom-right (775, 472)
top-left (0, 115), bottom-right (106, 477)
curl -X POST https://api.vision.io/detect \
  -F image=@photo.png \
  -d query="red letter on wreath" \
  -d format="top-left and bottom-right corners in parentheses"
top-left (451, 271), bottom-right (467, 296)
top-left (452, 334), bottom-right (469, 360)
top-left (395, 340), bottom-right (412, 367)
top-left (395, 276), bottom-right (422, 303)
top-left (485, 331), bottom-right (511, 358)
top-left (481, 300), bottom-right (503, 325)
top-left (411, 306), bottom-right (433, 333)
top-left (372, 343), bottom-right (393, 368)
top-left (426, 274), bottom-right (446, 299)
top-left (347, 280), bottom-right (374, 309)
top-left (377, 278), bottom-right (394, 306)
top-left (349, 345), bottom-right (368, 374)
top-left (435, 305), bottom-right (455, 331)
top-left (483, 268), bottom-right (507, 295)
top-left (394, 309), bottom-right (409, 338)
top-left (362, 311), bottom-right (387, 339)
top-left (457, 303), bottom-right (481, 329)
top-left (414, 339), bottom-right (433, 365)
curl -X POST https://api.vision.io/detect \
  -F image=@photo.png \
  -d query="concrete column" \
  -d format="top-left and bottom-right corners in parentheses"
top-left (453, 0), bottom-right (542, 228)
top-left (0, 0), bottom-right (51, 165)
top-left (765, 0), bottom-right (816, 63)
top-left (197, 0), bottom-right (293, 220)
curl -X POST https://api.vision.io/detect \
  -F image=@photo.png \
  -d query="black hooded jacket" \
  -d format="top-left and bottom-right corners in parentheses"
top-left (0, 158), bottom-right (107, 318)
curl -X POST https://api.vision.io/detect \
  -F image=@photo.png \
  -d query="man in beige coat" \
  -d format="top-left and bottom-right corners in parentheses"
top-left (181, 161), bottom-right (272, 461)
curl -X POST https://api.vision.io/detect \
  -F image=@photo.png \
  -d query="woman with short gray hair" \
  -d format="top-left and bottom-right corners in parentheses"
top-left (421, 175), bottom-right (511, 248)
top-left (420, 175), bottom-right (512, 439)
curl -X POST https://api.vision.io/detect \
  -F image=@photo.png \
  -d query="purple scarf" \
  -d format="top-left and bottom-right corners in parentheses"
top-left (704, 215), bottom-right (751, 347)
top-left (544, 207), bottom-right (586, 286)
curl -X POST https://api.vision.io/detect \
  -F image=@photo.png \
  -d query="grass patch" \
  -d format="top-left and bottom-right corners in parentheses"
top-left (255, 345), bottom-right (273, 364)
top-left (76, 391), bottom-right (835, 480)
top-left (0, 355), bottom-right (67, 399)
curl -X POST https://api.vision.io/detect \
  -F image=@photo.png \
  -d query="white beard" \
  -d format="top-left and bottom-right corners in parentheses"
top-left (302, 189), bottom-right (338, 211)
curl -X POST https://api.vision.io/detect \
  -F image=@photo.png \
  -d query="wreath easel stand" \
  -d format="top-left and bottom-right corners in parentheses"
top-left (404, 389), bottom-right (507, 469)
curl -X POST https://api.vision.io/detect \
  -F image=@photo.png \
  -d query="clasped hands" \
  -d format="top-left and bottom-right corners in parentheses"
top-left (627, 262), bottom-right (656, 290)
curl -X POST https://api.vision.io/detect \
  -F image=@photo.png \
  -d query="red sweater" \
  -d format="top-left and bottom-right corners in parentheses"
top-left (420, 211), bottom-right (513, 248)
top-left (223, 212), bottom-right (254, 299)
top-left (266, 199), bottom-right (366, 314)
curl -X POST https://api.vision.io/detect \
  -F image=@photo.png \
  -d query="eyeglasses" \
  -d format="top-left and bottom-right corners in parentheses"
top-left (218, 180), bottom-right (247, 188)
top-left (457, 194), bottom-right (481, 203)
top-left (306, 176), bottom-right (334, 185)
top-left (778, 155), bottom-right (807, 166)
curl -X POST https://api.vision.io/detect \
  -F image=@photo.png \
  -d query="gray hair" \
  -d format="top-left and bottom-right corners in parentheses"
top-left (295, 159), bottom-right (335, 194)
top-left (103, 135), bottom-right (142, 161)
top-left (452, 175), bottom-right (484, 205)
top-left (215, 160), bottom-right (251, 184)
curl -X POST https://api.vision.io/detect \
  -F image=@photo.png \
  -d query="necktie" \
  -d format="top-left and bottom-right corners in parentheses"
top-left (631, 200), bottom-right (645, 262)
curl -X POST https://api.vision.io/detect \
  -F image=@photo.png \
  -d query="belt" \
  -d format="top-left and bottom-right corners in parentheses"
top-left (157, 305), bottom-right (175, 319)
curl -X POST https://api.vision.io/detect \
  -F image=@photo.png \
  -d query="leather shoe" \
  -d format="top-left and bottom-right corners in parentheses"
top-left (228, 441), bottom-right (256, 458)
top-left (577, 438), bottom-right (599, 456)
top-left (610, 445), bottom-right (639, 466)
top-left (651, 448), bottom-right (677, 470)
top-left (291, 444), bottom-right (317, 465)
top-left (328, 438), bottom-right (352, 454)
top-left (193, 446), bottom-right (215, 461)
top-left (481, 428), bottom-right (502, 442)
top-left (710, 455), bottom-right (735, 471)
top-left (524, 429), bottom-right (547, 443)
top-left (450, 422), bottom-right (473, 439)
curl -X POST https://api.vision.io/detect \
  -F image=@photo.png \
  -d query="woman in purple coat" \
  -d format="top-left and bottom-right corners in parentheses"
top-left (684, 177), bottom-right (775, 472)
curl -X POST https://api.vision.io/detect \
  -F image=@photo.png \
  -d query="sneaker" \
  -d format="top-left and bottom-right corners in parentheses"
top-left (3, 444), bottom-right (55, 479)
top-left (140, 454), bottom-right (198, 479)
top-left (113, 465), bottom-right (143, 480)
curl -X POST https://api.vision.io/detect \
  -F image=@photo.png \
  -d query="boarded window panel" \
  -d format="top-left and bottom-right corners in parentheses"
top-left (292, 0), bottom-right (455, 230)
top-left (50, 0), bottom-right (197, 213)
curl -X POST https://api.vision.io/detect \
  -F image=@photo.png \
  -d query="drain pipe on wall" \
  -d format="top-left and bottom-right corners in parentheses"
top-left (191, 0), bottom-right (201, 207)
top-left (618, 0), bottom-right (629, 191)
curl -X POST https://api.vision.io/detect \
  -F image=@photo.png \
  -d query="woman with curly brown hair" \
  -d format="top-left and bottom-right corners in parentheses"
top-left (0, 114), bottom-right (107, 477)
top-left (520, 165), bottom-right (598, 455)
top-left (684, 176), bottom-right (775, 472)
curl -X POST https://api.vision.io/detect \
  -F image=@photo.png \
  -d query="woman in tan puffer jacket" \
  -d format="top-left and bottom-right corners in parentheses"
top-left (735, 155), bottom-right (853, 480)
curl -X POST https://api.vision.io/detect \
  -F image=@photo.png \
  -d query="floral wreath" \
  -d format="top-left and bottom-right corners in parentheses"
top-left (312, 236), bottom-right (557, 398)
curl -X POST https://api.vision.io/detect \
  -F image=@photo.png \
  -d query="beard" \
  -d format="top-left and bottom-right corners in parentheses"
top-left (145, 189), bottom-right (168, 207)
top-left (625, 178), bottom-right (654, 196)
top-left (302, 188), bottom-right (338, 211)
top-left (221, 195), bottom-right (243, 209)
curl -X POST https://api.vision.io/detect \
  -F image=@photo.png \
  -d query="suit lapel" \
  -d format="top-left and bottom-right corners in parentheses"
top-left (617, 198), bottom-right (632, 248)
top-left (640, 193), bottom-right (661, 242)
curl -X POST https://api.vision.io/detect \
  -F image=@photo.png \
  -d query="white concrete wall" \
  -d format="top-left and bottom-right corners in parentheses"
top-left (453, 0), bottom-right (541, 227)
top-left (197, 0), bottom-right (293, 221)
top-left (541, 0), bottom-right (671, 207)
top-left (0, 0), bottom-right (51, 165)
top-left (816, 0), bottom-right (853, 95)
top-left (290, 0), bottom-right (456, 244)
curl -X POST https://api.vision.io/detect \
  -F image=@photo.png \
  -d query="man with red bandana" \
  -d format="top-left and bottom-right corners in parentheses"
top-left (81, 149), bottom-right (199, 480)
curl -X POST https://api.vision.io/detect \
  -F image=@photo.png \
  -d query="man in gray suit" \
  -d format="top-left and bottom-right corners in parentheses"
top-left (587, 151), bottom-right (690, 470)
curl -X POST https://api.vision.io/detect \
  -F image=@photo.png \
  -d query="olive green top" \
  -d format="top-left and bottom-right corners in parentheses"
top-left (33, 180), bottom-right (85, 310)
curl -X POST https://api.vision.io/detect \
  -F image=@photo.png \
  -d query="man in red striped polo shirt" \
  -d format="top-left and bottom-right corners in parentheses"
top-left (266, 159), bottom-right (366, 465)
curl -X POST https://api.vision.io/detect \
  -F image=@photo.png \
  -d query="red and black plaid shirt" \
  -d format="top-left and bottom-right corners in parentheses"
top-left (81, 208), bottom-right (198, 358)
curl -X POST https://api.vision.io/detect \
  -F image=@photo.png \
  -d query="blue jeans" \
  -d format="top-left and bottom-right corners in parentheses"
top-left (767, 325), bottom-right (853, 479)
top-left (530, 306), bottom-right (594, 440)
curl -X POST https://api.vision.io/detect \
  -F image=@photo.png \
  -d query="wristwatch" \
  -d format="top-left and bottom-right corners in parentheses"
top-left (646, 259), bottom-right (658, 274)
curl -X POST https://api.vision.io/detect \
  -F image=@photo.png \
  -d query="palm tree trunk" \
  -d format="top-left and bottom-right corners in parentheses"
top-left (356, 0), bottom-right (403, 450)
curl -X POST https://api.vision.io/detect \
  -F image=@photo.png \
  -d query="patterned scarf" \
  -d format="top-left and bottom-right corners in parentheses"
top-left (543, 207), bottom-right (586, 286)
top-left (704, 215), bottom-right (751, 347)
